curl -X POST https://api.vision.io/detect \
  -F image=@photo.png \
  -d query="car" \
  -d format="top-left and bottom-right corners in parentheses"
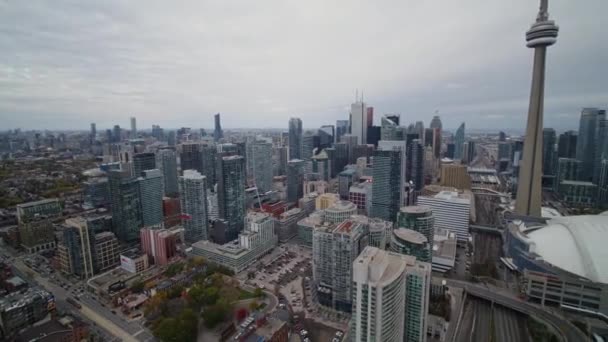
top-left (111, 310), bottom-right (116, 314)
top-left (336, 331), bottom-right (344, 337)
top-left (333, 338), bottom-right (340, 342)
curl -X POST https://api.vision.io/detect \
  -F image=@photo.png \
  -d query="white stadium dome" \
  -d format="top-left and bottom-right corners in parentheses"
top-left (526, 215), bottom-right (608, 284)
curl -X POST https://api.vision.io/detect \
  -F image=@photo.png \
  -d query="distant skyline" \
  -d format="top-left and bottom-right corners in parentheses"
top-left (1, 1), bottom-right (607, 131)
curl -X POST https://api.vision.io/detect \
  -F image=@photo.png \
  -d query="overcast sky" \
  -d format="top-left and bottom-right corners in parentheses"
top-left (1, 0), bottom-right (606, 132)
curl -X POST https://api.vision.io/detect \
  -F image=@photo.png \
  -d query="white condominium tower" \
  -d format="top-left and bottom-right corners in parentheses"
top-left (351, 246), bottom-right (431, 342)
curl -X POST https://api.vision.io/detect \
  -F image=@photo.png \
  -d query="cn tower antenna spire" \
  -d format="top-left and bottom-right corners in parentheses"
top-left (515, 0), bottom-right (559, 217)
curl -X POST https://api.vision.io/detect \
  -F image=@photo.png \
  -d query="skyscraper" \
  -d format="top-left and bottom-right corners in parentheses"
top-left (301, 134), bottom-right (317, 160)
top-left (542, 128), bottom-right (557, 176)
top-left (313, 219), bottom-right (368, 313)
top-left (515, 0), bottom-right (559, 217)
top-left (108, 170), bottom-right (141, 242)
top-left (394, 205), bottom-right (434, 263)
top-left (454, 122), bottom-right (465, 161)
top-left (217, 156), bottom-right (246, 241)
top-left (200, 143), bottom-right (217, 185)
top-left (351, 246), bottom-right (431, 342)
top-left (156, 148), bottom-right (179, 197)
top-left (251, 141), bottom-right (273, 193)
top-left (289, 117), bottom-right (303, 160)
top-left (407, 138), bottom-right (424, 191)
top-left (90, 123), bottom-right (96, 143)
top-left (594, 112), bottom-right (608, 184)
top-left (430, 115), bottom-right (442, 158)
top-left (130, 117), bottom-right (137, 139)
top-left (287, 159), bottom-right (306, 203)
top-left (381, 114), bottom-right (401, 141)
top-left (576, 108), bottom-right (604, 182)
top-left (61, 218), bottom-right (95, 279)
top-left (350, 101), bottom-right (369, 149)
top-left (272, 146), bottom-right (288, 176)
top-left (113, 125), bottom-right (121, 143)
top-left (180, 142), bottom-right (202, 173)
top-left (214, 113), bottom-right (223, 142)
top-left (371, 146), bottom-right (403, 222)
top-left (133, 152), bottom-right (156, 177)
top-left (318, 125), bottom-right (335, 148)
top-left (138, 169), bottom-right (164, 227)
top-left (557, 130), bottom-right (577, 158)
top-left (179, 170), bottom-right (209, 242)
top-left (336, 120), bottom-right (350, 142)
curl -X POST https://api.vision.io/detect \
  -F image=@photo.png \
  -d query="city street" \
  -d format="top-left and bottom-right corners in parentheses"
top-left (13, 257), bottom-right (155, 342)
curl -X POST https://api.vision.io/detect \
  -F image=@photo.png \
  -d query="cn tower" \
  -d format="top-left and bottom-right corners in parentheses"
top-left (515, 0), bottom-right (559, 217)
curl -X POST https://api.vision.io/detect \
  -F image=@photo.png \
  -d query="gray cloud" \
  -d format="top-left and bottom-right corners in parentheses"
top-left (0, 0), bottom-right (606, 132)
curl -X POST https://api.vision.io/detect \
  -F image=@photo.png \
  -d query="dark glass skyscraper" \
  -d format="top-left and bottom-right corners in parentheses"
top-left (454, 122), bottom-right (465, 161)
top-left (108, 170), bottom-right (141, 242)
top-left (138, 169), bottom-right (164, 227)
top-left (156, 147), bottom-right (179, 197)
top-left (287, 159), bottom-right (305, 203)
top-left (406, 138), bottom-right (424, 191)
top-left (557, 130), bottom-right (577, 158)
top-left (289, 117), bottom-right (303, 160)
top-left (217, 156), bottom-right (246, 241)
top-left (542, 128), bottom-right (557, 176)
top-left (214, 113), bottom-right (223, 142)
top-left (133, 152), bottom-right (156, 177)
top-left (576, 108), bottom-right (606, 182)
top-left (336, 120), bottom-right (349, 142)
top-left (370, 149), bottom-right (402, 222)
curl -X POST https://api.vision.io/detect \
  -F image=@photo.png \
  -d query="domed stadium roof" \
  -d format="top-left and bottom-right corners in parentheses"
top-left (527, 215), bottom-right (608, 283)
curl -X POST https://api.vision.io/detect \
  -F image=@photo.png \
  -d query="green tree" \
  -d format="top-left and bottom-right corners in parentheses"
top-left (130, 280), bottom-right (145, 293)
top-left (202, 298), bottom-right (231, 329)
top-left (253, 287), bottom-right (264, 298)
top-left (165, 262), bottom-right (185, 277)
top-left (153, 309), bottom-right (199, 342)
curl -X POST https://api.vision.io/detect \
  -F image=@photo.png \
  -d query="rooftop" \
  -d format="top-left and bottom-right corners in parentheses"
top-left (399, 205), bottom-right (432, 215)
top-left (355, 246), bottom-right (414, 285)
top-left (560, 180), bottom-right (597, 186)
top-left (526, 215), bottom-right (608, 283)
top-left (17, 198), bottom-right (59, 209)
top-left (0, 287), bottom-right (52, 312)
top-left (393, 228), bottom-right (427, 244)
top-left (432, 228), bottom-right (457, 259)
top-left (424, 191), bottom-right (471, 204)
top-left (326, 200), bottom-right (357, 212)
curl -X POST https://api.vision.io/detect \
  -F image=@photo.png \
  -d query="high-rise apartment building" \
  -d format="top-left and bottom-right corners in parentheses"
top-left (395, 205), bottom-right (435, 262)
top-left (351, 246), bottom-right (431, 342)
top-left (180, 142), bottom-right (202, 173)
top-left (324, 200), bottom-right (357, 224)
top-left (287, 159), bottom-right (306, 203)
top-left (370, 148), bottom-right (402, 222)
top-left (156, 147), bottom-right (179, 197)
top-left (214, 113), bottom-right (223, 142)
top-left (273, 146), bottom-right (288, 176)
top-left (140, 227), bottom-right (178, 266)
top-left (60, 218), bottom-right (95, 279)
top-left (217, 156), bottom-right (246, 241)
top-left (250, 142), bottom-right (273, 193)
top-left (138, 169), bottom-right (164, 227)
top-left (179, 170), bottom-right (209, 242)
top-left (598, 160), bottom-right (608, 207)
top-left (454, 122), bottom-right (465, 161)
top-left (108, 170), bottom-right (142, 242)
top-left (313, 219), bottom-right (368, 312)
top-left (289, 118), bottom-right (303, 160)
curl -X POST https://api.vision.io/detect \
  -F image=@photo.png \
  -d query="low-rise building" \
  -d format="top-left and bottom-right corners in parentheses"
top-left (0, 288), bottom-right (55, 338)
top-left (120, 250), bottom-right (149, 274)
top-left (189, 212), bottom-right (277, 273)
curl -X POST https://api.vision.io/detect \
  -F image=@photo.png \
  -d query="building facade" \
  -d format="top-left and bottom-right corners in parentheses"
top-left (179, 170), bottom-right (209, 242)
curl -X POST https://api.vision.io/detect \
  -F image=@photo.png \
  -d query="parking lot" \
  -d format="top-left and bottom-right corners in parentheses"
top-left (241, 243), bottom-right (312, 292)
